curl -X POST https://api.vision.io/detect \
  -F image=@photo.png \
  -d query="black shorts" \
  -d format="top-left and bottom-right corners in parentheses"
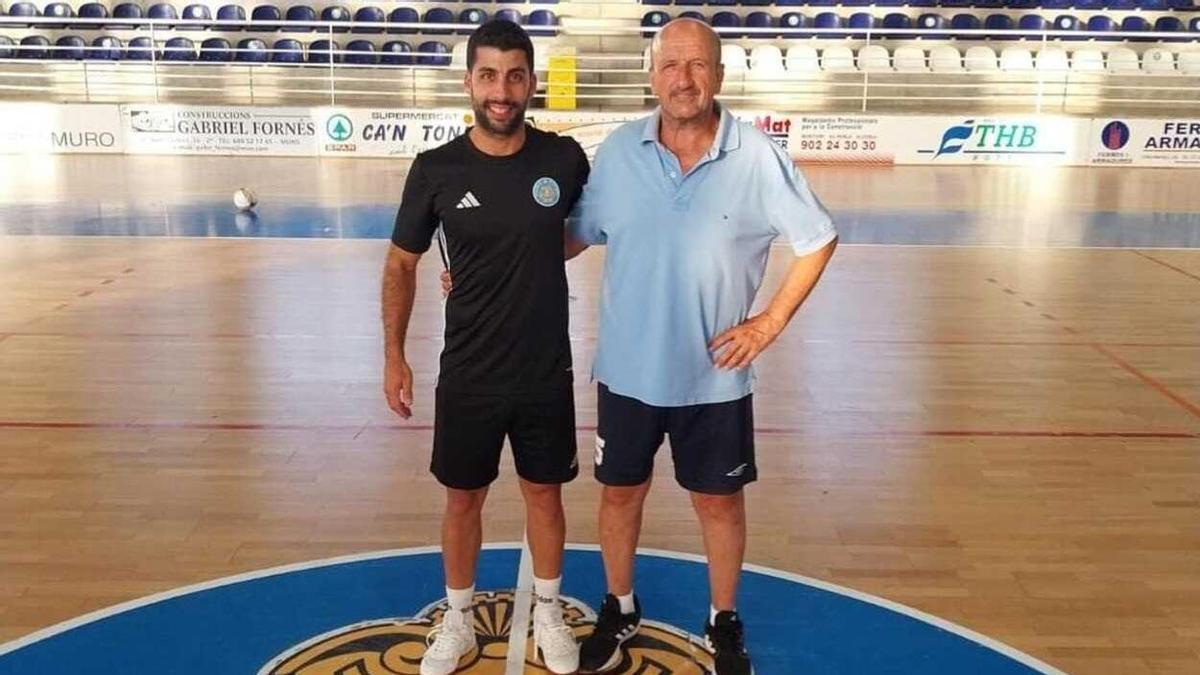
top-left (594, 383), bottom-right (756, 495)
top-left (431, 385), bottom-right (579, 490)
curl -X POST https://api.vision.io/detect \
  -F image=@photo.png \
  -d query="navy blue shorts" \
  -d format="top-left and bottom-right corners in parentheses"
top-left (594, 383), bottom-right (756, 495)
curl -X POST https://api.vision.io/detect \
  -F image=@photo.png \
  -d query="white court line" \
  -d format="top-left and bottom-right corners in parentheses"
top-left (504, 533), bottom-right (534, 674)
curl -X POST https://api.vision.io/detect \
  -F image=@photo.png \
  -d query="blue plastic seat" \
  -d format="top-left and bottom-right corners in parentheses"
top-left (1120, 16), bottom-right (1149, 42)
top-left (1154, 16), bottom-right (1186, 44)
top-left (285, 5), bottom-right (317, 31)
top-left (148, 3), bottom-right (178, 29)
top-left (423, 7), bottom-right (454, 35)
top-left (388, 7), bottom-right (418, 35)
top-left (883, 12), bottom-right (907, 38)
top-left (112, 3), bottom-right (143, 29)
top-left (7, 2), bottom-right (40, 26)
top-left (916, 13), bottom-right (949, 37)
top-left (1085, 15), bottom-right (1116, 41)
top-left (44, 2), bottom-right (74, 29)
top-left (416, 40), bottom-right (450, 67)
top-left (495, 9), bottom-right (522, 25)
top-left (236, 38), bottom-right (268, 62)
top-left (985, 14), bottom-right (1015, 40)
top-left (54, 35), bottom-right (86, 60)
top-left (78, 2), bottom-right (109, 27)
top-left (1017, 14), bottom-right (1048, 39)
top-left (353, 6), bottom-right (385, 34)
top-left (780, 12), bottom-right (807, 33)
top-left (307, 39), bottom-right (339, 63)
top-left (813, 12), bottom-right (844, 39)
top-left (951, 14), bottom-right (982, 40)
top-left (527, 9), bottom-right (557, 36)
top-left (163, 37), bottom-right (197, 61)
top-left (711, 11), bottom-right (741, 38)
top-left (90, 36), bottom-right (123, 60)
top-left (848, 12), bottom-right (877, 37)
top-left (458, 8), bottom-right (487, 35)
top-left (217, 5), bottom-right (247, 30)
top-left (180, 4), bottom-right (211, 31)
top-left (20, 35), bottom-right (51, 59)
top-left (271, 38), bottom-right (303, 63)
top-left (0, 37), bottom-right (14, 60)
top-left (126, 37), bottom-right (154, 60)
top-left (380, 40), bottom-right (412, 65)
top-left (321, 5), bottom-right (351, 33)
top-left (745, 11), bottom-right (776, 39)
top-left (251, 5), bottom-right (282, 32)
top-left (1053, 15), bottom-right (1082, 41)
top-left (345, 39), bottom-right (377, 65)
top-left (642, 10), bottom-right (669, 36)
top-left (199, 37), bottom-right (233, 62)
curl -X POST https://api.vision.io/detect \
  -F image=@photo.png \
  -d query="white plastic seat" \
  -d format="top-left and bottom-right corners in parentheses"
top-left (999, 47), bottom-right (1034, 72)
top-left (1035, 47), bottom-right (1069, 73)
top-left (451, 41), bottom-right (468, 70)
top-left (785, 45), bottom-right (820, 73)
top-left (965, 45), bottom-right (999, 72)
top-left (894, 46), bottom-right (927, 73)
top-left (1106, 47), bottom-right (1139, 74)
top-left (749, 44), bottom-right (785, 79)
top-left (721, 44), bottom-right (748, 76)
top-left (1142, 47), bottom-right (1176, 74)
top-left (929, 45), bottom-right (962, 73)
top-left (1071, 48), bottom-right (1105, 73)
top-left (1179, 51), bottom-right (1200, 76)
top-left (821, 45), bottom-right (855, 72)
top-left (857, 44), bottom-right (891, 72)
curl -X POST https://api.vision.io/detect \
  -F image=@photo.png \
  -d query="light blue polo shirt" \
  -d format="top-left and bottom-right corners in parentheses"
top-left (567, 105), bottom-right (837, 407)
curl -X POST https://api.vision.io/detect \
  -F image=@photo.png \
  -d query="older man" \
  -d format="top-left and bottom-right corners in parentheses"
top-left (569, 18), bottom-right (838, 675)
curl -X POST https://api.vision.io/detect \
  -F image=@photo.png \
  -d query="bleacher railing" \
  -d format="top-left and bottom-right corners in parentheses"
top-left (0, 16), bottom-right (1196, 114)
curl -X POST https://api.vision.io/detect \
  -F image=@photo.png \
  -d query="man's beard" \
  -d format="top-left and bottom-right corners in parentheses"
top-left (472, 98), bottom-right (527, 136)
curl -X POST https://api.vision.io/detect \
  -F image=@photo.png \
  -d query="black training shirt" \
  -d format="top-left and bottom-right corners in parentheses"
top-left (392, 126), bottom-right (589, 394)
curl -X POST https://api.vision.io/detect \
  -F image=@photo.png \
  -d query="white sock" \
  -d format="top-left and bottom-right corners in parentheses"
top-left (617, 592), bottom-right (636, 615)
top-left (710, 605), bottom-right (733, 624)
top-left (534, 576), bottom-right (562, 621)
top-left (447, 585), bottom-right (474, 613)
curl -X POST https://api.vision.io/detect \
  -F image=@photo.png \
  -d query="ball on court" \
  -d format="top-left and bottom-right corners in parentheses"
top-left (233, 188), bottom-right (258, 211)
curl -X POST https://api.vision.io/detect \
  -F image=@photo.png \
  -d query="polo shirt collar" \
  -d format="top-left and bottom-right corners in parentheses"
top-left (640, 102), bottom-right (741, 159)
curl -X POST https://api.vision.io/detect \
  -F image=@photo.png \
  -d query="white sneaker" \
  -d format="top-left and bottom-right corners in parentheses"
top-left (420, 608), bottom-right (477, 675)
top-left (534, 607), bottom-right (580, 674)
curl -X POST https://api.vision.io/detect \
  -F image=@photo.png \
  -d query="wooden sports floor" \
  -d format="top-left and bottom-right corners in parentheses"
top-left (1, 155), bottom-right (1198, 674)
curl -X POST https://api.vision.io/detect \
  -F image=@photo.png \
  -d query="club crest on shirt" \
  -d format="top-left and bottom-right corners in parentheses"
top-left (532, 177), bottom-right (561, 208)
top-left (258, 591), bottom-right (715, 674)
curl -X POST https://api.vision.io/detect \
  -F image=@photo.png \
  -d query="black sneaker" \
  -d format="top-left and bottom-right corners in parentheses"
top-left (704, 610), bottom-right (753, 675)
top-left (579, 593), bottom-right (641, 673)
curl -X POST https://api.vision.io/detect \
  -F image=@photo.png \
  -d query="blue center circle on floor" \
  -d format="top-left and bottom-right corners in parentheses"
top-left (0, 545), bottom-right (1058, 674)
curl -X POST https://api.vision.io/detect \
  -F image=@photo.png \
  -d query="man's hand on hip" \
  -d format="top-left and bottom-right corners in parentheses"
top-left (709, 313), bottom-right (786, 371)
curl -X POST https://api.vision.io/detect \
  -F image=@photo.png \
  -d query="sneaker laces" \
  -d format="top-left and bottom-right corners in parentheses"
top-left (536, 618), bottom-right (578, 655)
top-left (593, 599), bottom-right (623, 636)
top-left (425, 610), bottom-right (473, 658)
top-left (710, 617), bottom-right (746, 655)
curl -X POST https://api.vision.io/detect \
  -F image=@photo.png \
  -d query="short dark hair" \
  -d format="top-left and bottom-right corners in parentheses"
top-left (467, 19), bottom-right (534, 73)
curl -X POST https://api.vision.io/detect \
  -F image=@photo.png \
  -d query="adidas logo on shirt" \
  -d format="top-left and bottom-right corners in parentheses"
top-left (455, 191), bottom-right (482, 209)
